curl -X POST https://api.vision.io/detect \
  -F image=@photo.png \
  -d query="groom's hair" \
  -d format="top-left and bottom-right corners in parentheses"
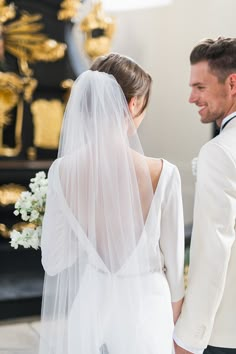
top-left (190, 37), bottom-right (236, 82)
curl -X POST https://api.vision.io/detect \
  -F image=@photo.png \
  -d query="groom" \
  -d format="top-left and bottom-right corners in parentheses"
top-left (174, 37), bottom-right (236, 354)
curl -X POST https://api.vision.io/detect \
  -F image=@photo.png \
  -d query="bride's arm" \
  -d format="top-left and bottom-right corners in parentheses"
top-left (160, 165), bottom-right (185, 315)
top-left (41, 160), bottom-right (78, 276)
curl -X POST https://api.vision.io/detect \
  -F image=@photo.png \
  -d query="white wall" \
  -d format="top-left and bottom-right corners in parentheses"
top-left (109, 0), bottom-right (236, 224)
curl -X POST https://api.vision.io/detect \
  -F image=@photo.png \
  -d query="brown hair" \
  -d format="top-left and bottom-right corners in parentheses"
top-left (190, 37), bottom-right (236, 82)
top-left (90, 53), bottom-right (152, 116)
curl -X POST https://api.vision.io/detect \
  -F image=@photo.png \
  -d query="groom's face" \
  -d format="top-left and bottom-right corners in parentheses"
top-left (188, 61), bottom-right (232, 127)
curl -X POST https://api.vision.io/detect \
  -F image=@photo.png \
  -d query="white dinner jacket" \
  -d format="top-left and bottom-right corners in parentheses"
top-left (174, 118), bottom-right (236, 350)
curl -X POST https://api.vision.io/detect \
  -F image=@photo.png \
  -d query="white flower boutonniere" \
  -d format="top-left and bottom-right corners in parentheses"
top-left (191, 157), bottom-right (198, 178)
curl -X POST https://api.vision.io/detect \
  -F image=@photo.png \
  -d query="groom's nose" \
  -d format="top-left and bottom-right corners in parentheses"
top-left (189, 89), bottom-right (198, 104)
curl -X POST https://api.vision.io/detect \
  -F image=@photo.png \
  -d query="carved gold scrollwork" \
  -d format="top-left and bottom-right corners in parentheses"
top-left (0, 84), bottom-right (24, 157)
top-left (0, 223), bottom-right (10, 238)
top-left (58, 0), bottom-right (81, 21)
top-left (80, 1), bottom-right (116, 59)
top-left (31, 99), bottom-right (64, 149)
top-left (60, 78), bottom-right (74, 103)
top-left (0, 0), bottom-right (15, 24)
top-left (0, 1), bottom-right (68, 157)
top-left (0, 72), bottom-right (37, 103)
top-left (0, 99), bottom-right (23, 157)
top-left (0, 183), bottom-right (26, 206)
top-left (27, 146), bottom-right (37, 161)
top-left (0, 71), bottom-right (37, 157)
top-left (0, 0), bottom-right (66, 74)
top-left (2, 11), bottom-right (66, 77)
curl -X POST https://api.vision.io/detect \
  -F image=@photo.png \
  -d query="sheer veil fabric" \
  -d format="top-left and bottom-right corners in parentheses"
top-left (39, 71), bottom-right (170, 354)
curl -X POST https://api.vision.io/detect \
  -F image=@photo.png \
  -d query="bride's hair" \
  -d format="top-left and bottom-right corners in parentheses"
top-left (90, 53), bottom-right (152, 116)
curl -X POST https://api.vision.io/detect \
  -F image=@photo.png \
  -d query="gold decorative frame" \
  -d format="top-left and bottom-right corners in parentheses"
top-left (2, 9), bottom-right (66, 77)
top-left (0, 1), bottom-right (67, 157)
top-left (0, 183), bottom-right (26, 206)
top-left (0, 98), bottom-right (24, 157)
top-left (30, 99), bottom-right (64, 150)
top-left (80, 1), bottom-right (116, 59)
top-left (58, 0), bottom-right (82, 21)
top-left (0, 71), bottom-right (37, 156)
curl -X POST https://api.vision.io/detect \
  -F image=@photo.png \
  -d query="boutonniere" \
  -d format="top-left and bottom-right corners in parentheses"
top-left (191, 157), bottom-right (198, 178)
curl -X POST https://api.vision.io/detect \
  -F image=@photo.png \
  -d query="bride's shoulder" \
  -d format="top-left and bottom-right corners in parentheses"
top-left (145, 156), bottom-right (162, 173)
top-left (146, 157), bottom-right (181, 181)
top-left (144, 157), bottom-right (163, 190)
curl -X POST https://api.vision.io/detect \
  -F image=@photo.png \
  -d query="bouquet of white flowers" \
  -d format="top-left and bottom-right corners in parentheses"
top-left (10, 171), bottom-right (48, 250)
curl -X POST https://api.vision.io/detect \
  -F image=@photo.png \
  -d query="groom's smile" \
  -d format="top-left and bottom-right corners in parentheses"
top-left (198, 105), bottom-right (207, 115)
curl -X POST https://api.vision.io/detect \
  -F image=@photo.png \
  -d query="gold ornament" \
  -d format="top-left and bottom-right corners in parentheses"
top-left (0, 72), bottom-right (37, 157)
top-left (0, 0), bottom-right (15, 24)
top-left (27, 146), bottom-right (37, 161)
top-left (60, 78), bottom-right (74, 103)
top-left (2, 12), bottom-right (66, 76)
top-left (31, 99), bottom-right (64, 149)
top-left (80, 1), bottom-right (115, 59)
top-left (58, 0), bottom-right (81, 21)
top-left (0, 0), bottom-right (67, 157)
top-left (0, 183), bottom-right (26, 206)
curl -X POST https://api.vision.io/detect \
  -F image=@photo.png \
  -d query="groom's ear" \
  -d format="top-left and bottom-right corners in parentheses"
top-left (229, 73), bottom-right (236, 94)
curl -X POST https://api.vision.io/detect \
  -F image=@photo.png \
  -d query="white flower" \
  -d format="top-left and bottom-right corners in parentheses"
top-left (21, 210), bottom-right (30, 221)
top-left (35, 171), bottom-right (46, 180)
top-left (10, 171), bottom-right (48, 250)
top-left (30, 210), bottom-right (39, 222)
top-left (9, 230), bottom-right (22, 249)
top-left (10, 226), bottom-right (41, 250)
top-left (21, 191), bottom-right (31, 200)
top-left (24, 200), bottom-right (33, 210)
top-left (192, 157), bottom-right (198, 177)
top-left (29, 227), bottom-right (41, 250)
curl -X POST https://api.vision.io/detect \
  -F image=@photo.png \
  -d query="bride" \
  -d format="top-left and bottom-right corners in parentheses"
top-left (39, 53), bottom-right (185, 354)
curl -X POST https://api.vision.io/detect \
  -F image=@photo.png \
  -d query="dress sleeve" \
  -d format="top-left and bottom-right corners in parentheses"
top-left (159, 166), bottom-right (185, 302)
top-left (41, 161), bottom-right (78, 276)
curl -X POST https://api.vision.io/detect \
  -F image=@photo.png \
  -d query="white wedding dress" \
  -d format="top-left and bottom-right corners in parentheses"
top-left (39, 71), bottom-right (185, 354)
top-left (40, 157), bottom-right (185, 354)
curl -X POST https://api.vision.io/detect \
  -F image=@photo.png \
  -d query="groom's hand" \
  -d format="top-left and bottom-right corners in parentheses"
top-left (174, 341), bottom-right (193, 354)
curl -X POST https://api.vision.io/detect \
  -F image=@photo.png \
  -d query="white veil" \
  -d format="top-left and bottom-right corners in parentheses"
top-left (39, 70), bottom-right (163, 354)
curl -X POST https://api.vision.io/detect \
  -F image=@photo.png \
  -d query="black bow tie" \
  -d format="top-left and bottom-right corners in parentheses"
top-left (221, 115), bottom-right (236, 131)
